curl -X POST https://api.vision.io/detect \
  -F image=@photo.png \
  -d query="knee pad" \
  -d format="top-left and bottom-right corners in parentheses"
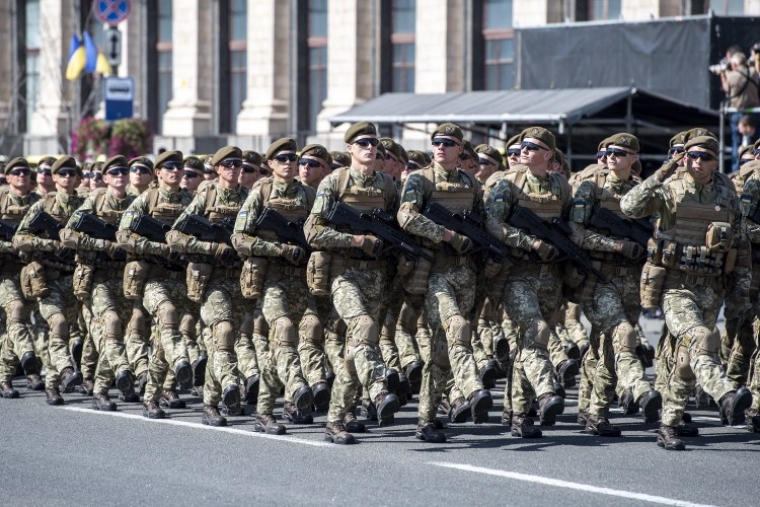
top-left (48, 313), bottom-right (68, 340)
top-left (127, 308), bottom-right (147, 338)
top-left (179, 314), bottom-right (196, 340)
top-left (298, 314), bottom-right (323, 345)
top-left (445, 315), bottom-right (471, 349)
top-left (353, 315), bottom-right (378, 348)
top-left (675, 344), bottom-right (696, 381)
top-left (253, 309), bottom-right (268, 337)
top-left (156, 302), bottom-right (178, 330)
top-left (272, 317), bottom-right (297, 348)
top-left (611, 321), bottom-right (637, 354)
top-left (525, 318), bottom-right (551, 348)
top-left (686, 325), bottom-right (720, 358)
top-left (325, 313), bottom-right (347, 336)
top-left (8, 300), bottom-right (27, 324)
top-left (213, 320), bottom-right (235, 351)
top-left (102, 310), bottom-right (122, 341)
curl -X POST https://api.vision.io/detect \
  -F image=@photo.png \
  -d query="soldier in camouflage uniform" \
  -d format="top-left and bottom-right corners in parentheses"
top-left (397, 123), bottom-right (494, 444)
top-left (61, 155), bottom-right (138, 410)
top-left (167, 145), bottom-right (250, 426)
top-left (306, 122), bottom-right (401, 445)
top-left (570, 133), bottom-right (663, 437)
top-left (233, 139), bottom-right (327, 433)
top-left (13, 155), bottom-right (85, 404)
top-left (116, 150), bottom-right (194, 420)
top-left (484, 127), bottom-right (569, 438)
top-left (621, 136), bottom-right (753, 450)
top-left (0, 158), bottom-right (42, 399)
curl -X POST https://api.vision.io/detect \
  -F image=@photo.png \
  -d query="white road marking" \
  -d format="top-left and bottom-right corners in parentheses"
top-left (61, 406), bottom-right (332, 447)
top-left (429, 462), bottom-right (718, 507)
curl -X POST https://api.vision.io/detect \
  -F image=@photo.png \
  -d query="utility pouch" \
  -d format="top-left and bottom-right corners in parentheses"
top-left (402, 249), bottom-right (432, 295)
top-left (186, 262), bottom-right (213, 303)
top-left (72, 263), bottom-right (95, 301)
top-left (705, 222), bottom-right (733, 253)
top-left (640, 261), bottom-right (667, 309)
top-left (123, 260), bottom-right (150, 299)
top-left (241, 257), bottom-right (268, 299)
top-left (306, 251), bottom-right (331, 296)
top-left (20, 261), bottom-right (49, 299)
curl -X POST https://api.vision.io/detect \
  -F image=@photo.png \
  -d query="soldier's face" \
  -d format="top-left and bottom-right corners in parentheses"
top-left (431, 137), bottom-right (462, 167)
top-left (53, 170), bottom-right (78, 193)
top-left (299, 158), bottom-right (323, 185)
top-left (685, 147), bottom-right (718, 185)
top-left (159, 164), bottom-right (183, 186)
top-left (269, 151), bottom-right (298, 181)
top-left (181, 168), bottom-right (204, 192)
top-left (507, 145), bottom-right (521, 168)
top-left (347, 136), bottom-right (379, 167)
top-left (605, 145), bottom-right (636, 172)
top-left (520, 137), bottom-right (552, 169)
top-left (7, 166), bottom-right (31, 193)
top-left (215, 158), bottom-right (242, 185)
top-left (104, 170), bottom-right (128, 192)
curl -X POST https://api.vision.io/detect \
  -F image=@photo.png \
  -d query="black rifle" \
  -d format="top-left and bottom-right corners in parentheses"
top-left (256, 208), bottom-right (311, 253)
top-left (509, 204), bottom-right (606, 281)
top-left (129, 213), bottom-right (170, 243)
top-left (588, 206), bottom-right (653, 249)
top-left (0, 219), bottom-right (16, 241)
top-left (422, 202), bottom-right (516, 264)
top-left (326, 202), bottom-right (433, 262)
top-left (175, 214), bottom-right (232, 245)
top-left (29, 209), bottom-right (63, 240)
top-left (70, 211), bottom-right (118, 241)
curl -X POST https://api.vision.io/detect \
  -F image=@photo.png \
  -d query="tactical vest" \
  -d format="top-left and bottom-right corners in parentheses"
top-left (336, 167), bottom-right (387, 213)
top-left (255, 178), bottom-right (313, 244)
top-left (204, 184), bottom-right (246, 226)
top-left (588, 170), bottom-right (637, 263)
top-left (90, 188), bottom-right (128, 225)
top-left (0, 188), bottom-right (35, 226)
top-left (146, 188), bottom-right (185, 224)
top-left (41, 192), bottom-right (80, 225)
top-left (509, 167), bottom-right (564, 221)
top-left (420, 167), bottom-right (477, 214)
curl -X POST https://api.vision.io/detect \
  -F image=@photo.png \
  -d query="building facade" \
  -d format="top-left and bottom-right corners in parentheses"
top-left (2, 0), bottom-right (760, 157)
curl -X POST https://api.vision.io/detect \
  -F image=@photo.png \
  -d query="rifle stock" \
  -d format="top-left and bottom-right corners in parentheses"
top-left (70, 211), bottom-right (118, 241)
top-left (255, 208), bottom-right (311, 253)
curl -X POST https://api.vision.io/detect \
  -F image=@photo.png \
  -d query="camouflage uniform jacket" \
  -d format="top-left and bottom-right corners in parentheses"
top-left (0, 188), bottom-right (39, 257)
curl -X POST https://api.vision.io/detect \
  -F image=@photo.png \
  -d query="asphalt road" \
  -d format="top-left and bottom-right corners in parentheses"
top-left (1, 316), bottom-right (759, 507)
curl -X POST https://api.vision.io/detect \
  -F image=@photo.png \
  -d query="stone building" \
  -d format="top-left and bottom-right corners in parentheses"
top-left (1, 0), bottom-right (759, 156)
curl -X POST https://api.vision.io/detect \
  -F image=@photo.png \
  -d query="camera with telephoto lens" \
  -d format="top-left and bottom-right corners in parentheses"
top-left (709, 57), bottom-right (730, 74)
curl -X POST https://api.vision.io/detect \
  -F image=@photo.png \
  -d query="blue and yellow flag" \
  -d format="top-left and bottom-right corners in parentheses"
top-left (65, 34), bottom-right (85, 81)
top-left (83, 31), bottom-right (99, 73)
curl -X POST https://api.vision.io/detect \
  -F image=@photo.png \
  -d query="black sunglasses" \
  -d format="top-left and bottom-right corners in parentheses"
top-left (740, 158), bottom-right (754, 166)
top-left (274, 153), bottom-right (298, 163)
top-left (161, 161), bottom-right (183, 171)
top-left (183, 170), bottom-right (201, 179)
top-left (130, 166), bottom-right (151, 174)
top-left (106, 167), bottom-right (129, 176)
top-left (57, 169), bottom-right (77, 177)
top-left (606, 148), bottom-right (630, 158)
top-left (507, 149), bottom-right (522, 157)
top-left (38, 168), bottom-right (53, 176)
top-left (9, 168), bottom-right (31, 176)
top-left (406, 162), bottom-right (420, 170)
top-left (687, 151), bottom-right (715, 161)
top-left (432, 139), bottom-right (457, 148)
top-left (670, 146), bottom-right (685, 154)
top-left (478, 157), bottom-right (495, 166)
top-left (299, 159), bottom-right (322, 169)
top-left (219, 158), bottom-right (242, 168)
top-left (596, 150), bottom-right (607, 158)
top-left (521, 141), bottom-right (547, 152)
top-left (241, 164), bottom-right (258, 174)
top-left (353, 138), bottom-right (379, 148)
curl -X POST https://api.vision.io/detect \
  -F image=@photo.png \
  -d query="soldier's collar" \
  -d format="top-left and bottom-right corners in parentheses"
top-left (158, 186), bottom-right (183, 203)
top-left (349, 166), bottom-right (376, 184)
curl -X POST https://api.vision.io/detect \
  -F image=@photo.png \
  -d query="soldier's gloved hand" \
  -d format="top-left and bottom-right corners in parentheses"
top-left (155, 243), bottom-right (171, 258)
top-left (653, 153), bottom-right (684, 182)
top-left (360, 235), bottom-right (383, 257)
top-left (214, 243), bottom-right (236, 262)
top-left (280, 244), bottom-right (305, 265)
top-left (59, 228), bottom-right (79, 249)
top-left (615, 240), bottom-right (645, 261)
top-left (532, 239), bottom-right (559, 262)
top-left (104, 241), bottom-right (127, 260)
top-left (447, 231), bottom-right (473, 255)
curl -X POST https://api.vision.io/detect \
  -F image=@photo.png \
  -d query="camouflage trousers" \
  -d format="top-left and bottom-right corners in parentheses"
top-left (142, 276), bottom-right (191, 404)
top-left (257, 273), bottom-right (314, 415)
top-left (503, 268), bottom-right (560, 415)
top-left (425, 263), bottom-right (482, 403)
top-left (0, 274), bottom-right (36, 382)
top-left (124, 301), bottom-right (150, 378)
top-left (660, 284), bottom-right (735, 426)
top-left (38, 275), bottom-right (78, 389)
top-left (326, 265), bottom-right (389, 423)
top-left (582, 274), bottom-right (651, 417)
top-left (748, 320), bottom-right (760, 411)
top-left (564, 302), bottom-right (590, 349)
top-left (235, 311), bottom-right (260, 380)
top-left (378, 274), bottom-right (404, 374)
top-left (394, 295), bottom-right (424, 373)
top-left (417, 307), bottom-right (450, 422)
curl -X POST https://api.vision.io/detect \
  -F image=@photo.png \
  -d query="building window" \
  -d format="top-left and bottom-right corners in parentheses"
top-left (708, 0), bottom-right (744, 15)
top-left (24, 0), bottom-right (40, 132)
top-left (157, 0), bottom-right (172, 123)
top-left (588, 0), bottom-right (621, 20)
top-left (391, 0), bottom-right (415, 92)
top-left (219, 0), bottom-right (247, 134)
top-left (483, 0), bottom-right (514, 90)
top-left (308, 0), bottom-right (328, 133)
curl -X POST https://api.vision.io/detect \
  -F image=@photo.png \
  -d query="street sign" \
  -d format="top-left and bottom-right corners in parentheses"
top-left (105, 26), bottom-right (122, 67)
top-left (104, 76), bottom-right (134, 121)
top-left (93, 0), bottom-right (130, 25)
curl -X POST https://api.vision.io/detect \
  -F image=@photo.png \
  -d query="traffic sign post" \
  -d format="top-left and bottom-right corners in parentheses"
top-left (104, 76), bottom-right (134, 121)
top-left (105, 26), bottom-right (122, 69)
top-left (93, 0), bottom-right (131, 25)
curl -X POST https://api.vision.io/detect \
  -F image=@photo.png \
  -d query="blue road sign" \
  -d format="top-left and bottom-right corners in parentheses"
top-left (93, 0), bottom-right (130, 25)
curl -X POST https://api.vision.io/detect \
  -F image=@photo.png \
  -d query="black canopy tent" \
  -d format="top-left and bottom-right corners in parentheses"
top-left (329, 87), bottom-right (720, 173)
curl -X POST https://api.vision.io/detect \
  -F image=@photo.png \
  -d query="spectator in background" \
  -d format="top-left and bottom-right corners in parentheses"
top-left (721, 52), bottom-right (760, 172)
top-left (738, 114), bottom-right (759, 149)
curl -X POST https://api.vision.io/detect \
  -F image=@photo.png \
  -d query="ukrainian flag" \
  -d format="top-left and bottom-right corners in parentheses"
top-left (65, 31), bottom-right (113, 80)
top-left (65, 34), bottom-right (85, 80)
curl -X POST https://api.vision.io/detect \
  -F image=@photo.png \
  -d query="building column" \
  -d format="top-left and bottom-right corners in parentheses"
top-left (314, 0), bottom-right (375, 144)
top-left (0, 1), bottom-right (13, 146)
top-left (161, 0), bottom-right (213, 137)
top-left (236, 0), bottom-right (291, 141)
top-left (415, 0), bottom-right (465, 93)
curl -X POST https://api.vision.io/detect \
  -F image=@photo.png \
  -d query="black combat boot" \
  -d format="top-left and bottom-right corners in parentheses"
top-left (26, 374), bottom-right (45, 391)
top-left (222, 384), bottom-right (241, 415)
top-left (92, 392), bottom-right (117, 411)
top-left (174, 360), bottom-right (193, 390)
top-left (293, 384), bottom-right (314, 413)
top-left (59, 367), bottom-right (83, 393)
top-left (619, 388), bottom-right (639, 415)
top-left (746, 408), bottom-right (760, 433)
top-left (135, 371), bottom-right (148, 396)
top-left (565, 342), bottom-right (580, 360)
top-left (405, 360), bottom-right (423, 393)
top-left (343, 412), bottom-right (366, 433)
top-left (469, 389), bottom-right (493, 424)
top-left (538, 393), bottom-right (564, 426)
top-left (511, 413), bottom-right (542, 438)
top-left (244, 374), bottom-right (260, 405)
top-left (45, 388), bottom-right (64, 406)
top-left (637, 390), bottom-right (662, 423)
top-left (20, 351), bottom-right (40, 375)
top-left (142, 400), bottom-right (165, 419)
top-left (202, 405), bottom-right (227, 427)
top-left (115, 370), bottom-right (134, 397)
top-left (557, 359), bottom-right (579, 388)
top-left (656, 425), bottom-right (685, 450)
top-left (374, 391), bottom-right (400, 423)
top-left (192, 355), bottom-right (207, 387)
top-left (385, 367), bottom-right (400, 392)
top-left (480, 359), bottom-right (500, 389)
top-left (415, 420), bottom-right (446, 443)
top-left (324, 421), bottom-right (356, 444)
top-left (159, 389), bottom-right (186, 409)
top-left (447, 397), bottom-right (470, 424)
top-left (719, 388), bottom-right (752, 426)
top-left (311, 381), bottom-right (331, 412)
top-left (585, 415), bottom-right (621, 437)
top-left (0, 381), bottom-right (19, 399)
top-left (76, 379), bottom-right (94, 396)
top-left (253, 414), bottom-right (286, 435)
top-left (283, 402), bottom-right (314, 424)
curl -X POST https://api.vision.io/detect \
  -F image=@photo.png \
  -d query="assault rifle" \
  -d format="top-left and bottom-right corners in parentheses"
top-left (175, 214), bottom-right (232, 245)
top-left (70, 211), bottom-right (117, 241)
top-left (422, 202), bottom-right (516, 264)
top-left (0, 219), bottom-right (16, 241)
top-left (588, 206), bottom-right (653, 249)
top-left (129, 213), bottom-right (170, 243)
top-left (256, 208), bottom-right (311, 253)
top-left (508, 204), bottom-right (606, 281)
top-left (29, 209), bottom-right (63, 240)
top-left (326, 202), bottom-right (433, 262)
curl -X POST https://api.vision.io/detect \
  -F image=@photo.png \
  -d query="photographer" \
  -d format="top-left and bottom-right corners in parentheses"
top-left (720, 51), bottom-right (760, 172)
